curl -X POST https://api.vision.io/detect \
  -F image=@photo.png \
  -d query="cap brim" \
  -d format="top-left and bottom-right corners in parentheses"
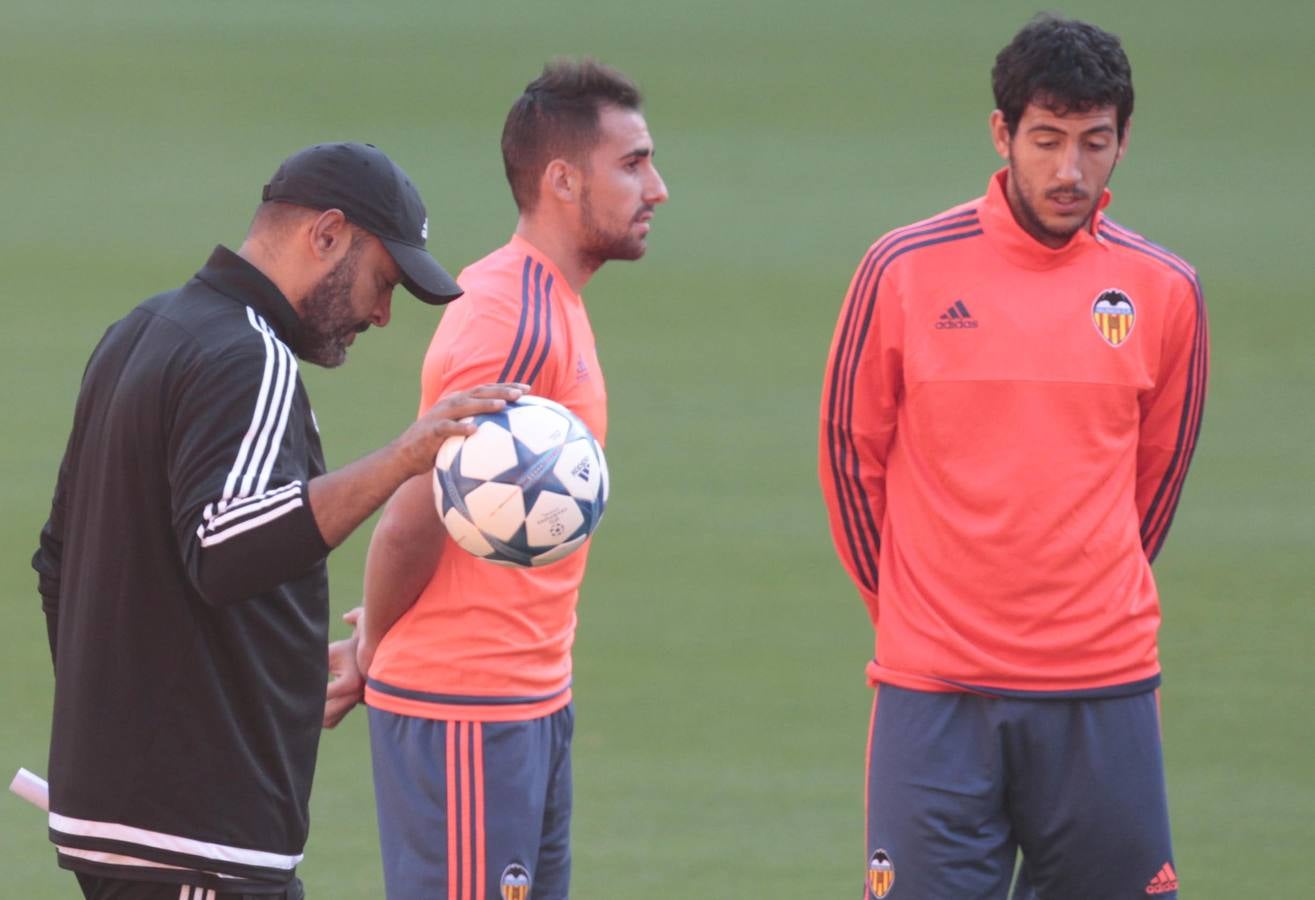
top-left (381, 238), bottom-right (463, 305)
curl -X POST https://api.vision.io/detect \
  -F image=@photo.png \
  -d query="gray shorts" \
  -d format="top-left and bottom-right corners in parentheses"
top-left (368, 703), bottom-right (574, 900)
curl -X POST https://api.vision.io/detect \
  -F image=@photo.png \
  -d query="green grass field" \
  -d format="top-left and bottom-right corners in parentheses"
top-left (3, 1), bottom-right (1312, 896)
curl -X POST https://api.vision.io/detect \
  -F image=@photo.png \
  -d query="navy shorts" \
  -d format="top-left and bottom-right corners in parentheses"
top-left (864, 685), bottom-right (1177, 899)
top-left (368, 704), bottom-right (574, 900)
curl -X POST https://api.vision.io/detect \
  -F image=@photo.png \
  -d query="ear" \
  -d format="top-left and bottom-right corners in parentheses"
top-left (1115, 115), bottom-right (1132, 164)
top-left (989, 110), bottom-right (1011, 162)
top-left (543, 158), bottom-right (580, 205)
top-left (306, 209), bottom-right (352, 261)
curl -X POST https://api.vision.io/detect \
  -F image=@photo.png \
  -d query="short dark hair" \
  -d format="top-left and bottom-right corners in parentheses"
top-left (249, 201), bottom-right (369, 248)
top-left (501, 58), bottom-right (643, 213)
top-left (992, 13), bottom-right (1134, 138)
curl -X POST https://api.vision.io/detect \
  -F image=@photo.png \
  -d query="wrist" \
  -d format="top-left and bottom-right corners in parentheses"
top-left (393, 425), bottom-right (438, 480)
top-left (356, 637), bottom-right (378, 678)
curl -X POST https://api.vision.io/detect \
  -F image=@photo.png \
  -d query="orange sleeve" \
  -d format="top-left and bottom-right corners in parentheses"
top-left (818, 243), bottom-right (904, 607)
top-left (1136, 274), bottom-right (1209, 562)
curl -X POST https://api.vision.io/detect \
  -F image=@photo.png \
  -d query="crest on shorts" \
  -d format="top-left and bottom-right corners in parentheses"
top-left (868, 849), bottom-right (895, 898)
top-left (1092, 288), bottom-right (1135, 347)
top-left (500, 862), bottom-right (531, 900)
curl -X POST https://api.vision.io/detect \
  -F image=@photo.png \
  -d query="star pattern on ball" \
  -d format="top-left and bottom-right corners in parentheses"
top-left (434, 397), bottom-right (607, 567)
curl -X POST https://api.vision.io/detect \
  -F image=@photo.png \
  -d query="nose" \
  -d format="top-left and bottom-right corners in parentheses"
top-left (646, 166), bottom-right (669, 206)
top-left (1056, 142), bottom-right (1082, 186)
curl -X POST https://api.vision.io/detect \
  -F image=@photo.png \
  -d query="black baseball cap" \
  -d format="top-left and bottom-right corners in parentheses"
top-left (262, 142), bottom-right (462, 305)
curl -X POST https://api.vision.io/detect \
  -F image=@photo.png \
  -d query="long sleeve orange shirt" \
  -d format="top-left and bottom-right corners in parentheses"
top-left (819, 170), bottom-right (1208, 696)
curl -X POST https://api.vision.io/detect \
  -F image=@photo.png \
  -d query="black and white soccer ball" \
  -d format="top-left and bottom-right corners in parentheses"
top-left (433, 395), bottom-right (608, 567)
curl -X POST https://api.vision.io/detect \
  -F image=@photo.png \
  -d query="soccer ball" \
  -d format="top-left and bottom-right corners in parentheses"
top-left (433, 395), bottom-right (608, 567)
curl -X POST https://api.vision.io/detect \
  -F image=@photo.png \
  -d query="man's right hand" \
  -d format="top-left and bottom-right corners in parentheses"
top-left (394, 383), bottom-right (528, 476)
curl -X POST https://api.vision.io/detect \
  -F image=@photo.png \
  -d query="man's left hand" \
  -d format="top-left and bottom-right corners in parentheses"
top-left (324, 607), bottom-right (365, 728)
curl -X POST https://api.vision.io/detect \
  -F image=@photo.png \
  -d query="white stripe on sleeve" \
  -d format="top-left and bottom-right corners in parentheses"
top-left (194, 309), bottom-right (307, 547)
top-left (236, 314), bottom-right (295, 501)
top-left (219, 308), bottom-right (280, 507)
top-left (199, 496), bottom-right (305, 548)
top-left (251, 316), bottom-right (299, 497)
top-left (199, 482), bottom-right (303, 533)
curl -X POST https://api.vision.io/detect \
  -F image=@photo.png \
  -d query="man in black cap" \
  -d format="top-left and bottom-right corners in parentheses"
top-left (32, 142), bottom-right (524, 900)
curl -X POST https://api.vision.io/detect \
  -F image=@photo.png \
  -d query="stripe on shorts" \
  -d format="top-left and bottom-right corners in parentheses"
top-left (446, 721), bottom-right (487, 900)
top-left (446, 723), bottom-right (458, 900)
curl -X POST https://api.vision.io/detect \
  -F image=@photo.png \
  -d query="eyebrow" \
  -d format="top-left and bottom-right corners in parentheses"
top-left (621, 147), bottom-right (653, 161)
top-left (1027, 123), bottom-right (1116, 137)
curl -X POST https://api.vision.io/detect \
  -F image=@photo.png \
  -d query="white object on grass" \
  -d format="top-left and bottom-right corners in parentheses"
top-left (9, 767), bottom-right (49, 812)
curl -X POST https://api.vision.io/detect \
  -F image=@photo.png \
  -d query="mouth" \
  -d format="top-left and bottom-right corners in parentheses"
top-left (1046, 191), bottom-right (1088, 216)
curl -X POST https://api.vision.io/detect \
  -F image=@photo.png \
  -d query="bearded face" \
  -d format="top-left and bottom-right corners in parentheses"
top-left (578, 183), bottom-right (652, 266)
top-left (298, 240), bottom-right (367, 369)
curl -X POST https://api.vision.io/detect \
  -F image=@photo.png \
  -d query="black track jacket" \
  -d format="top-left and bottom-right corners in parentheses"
top-left (33, 246), bottom-right (333, 891)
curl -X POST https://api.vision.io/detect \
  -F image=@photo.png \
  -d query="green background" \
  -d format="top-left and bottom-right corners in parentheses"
top-left (2, 1), bottom-right (1311, 896)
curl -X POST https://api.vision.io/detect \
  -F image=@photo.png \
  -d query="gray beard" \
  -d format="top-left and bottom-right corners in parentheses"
top-left (298, 248), bottom-right (362, 369)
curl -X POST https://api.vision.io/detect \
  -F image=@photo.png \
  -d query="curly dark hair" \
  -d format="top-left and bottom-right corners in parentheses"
top-left (992, 13), bottom-right (1134, 138)
top-left (501, 58), bottom-right (643, 213)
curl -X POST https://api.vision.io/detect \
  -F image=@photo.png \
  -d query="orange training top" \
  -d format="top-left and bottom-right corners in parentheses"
top-left (366, 235), bottom-right (608, 721)
top-left (819, 169), bottom-right (1208, 696)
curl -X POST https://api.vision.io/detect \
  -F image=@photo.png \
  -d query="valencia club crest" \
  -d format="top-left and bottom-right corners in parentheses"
top-left (868, 849), bottom-right (895, 898)
top-left (500, 863), bottom-right (531, 900)
top-left (1092, 288), bottom-right (1136, 347)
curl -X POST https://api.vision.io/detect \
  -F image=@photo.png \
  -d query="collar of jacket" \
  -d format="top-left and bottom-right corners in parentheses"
top-left (980, 167), bottom-right (1113, 272)
top-left (194, 245), bottom-right (308, 355)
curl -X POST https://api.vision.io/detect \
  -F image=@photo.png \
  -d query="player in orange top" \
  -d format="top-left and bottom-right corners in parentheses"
top-left (324, 59), bottom-right (667, 900)
top-left (819, 15), bottom-right (1206, 899)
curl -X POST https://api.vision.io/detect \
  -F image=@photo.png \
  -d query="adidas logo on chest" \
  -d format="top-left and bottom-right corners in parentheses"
top-left (935, 299), bottom-right (978, 329)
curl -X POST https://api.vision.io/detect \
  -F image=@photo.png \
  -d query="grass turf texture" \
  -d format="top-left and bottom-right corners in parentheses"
top-left (2, 1), bottom-right (1311, 896)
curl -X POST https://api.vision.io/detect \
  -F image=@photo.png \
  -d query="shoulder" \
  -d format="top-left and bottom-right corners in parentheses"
top-left (447, 245), bottom-right (550, 329)
top-left (142, 282), bottom-right (297, 375)
top-left (1097, 217), bottom-right (1201, 293)
top-left (861, 198), bottom-right (986, 273)
top-left (457, 244), bottom-right (530, 299)
top-left (845, 199), bottom-right (985, 304)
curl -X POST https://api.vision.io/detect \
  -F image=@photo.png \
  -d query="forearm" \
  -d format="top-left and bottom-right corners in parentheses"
top-left (1135, 284), bottom-right (1209, 561)
top-left (183, 440), bottom-right (415, 605)
top-left (308, 440), bottom-right (419, 549)
top-left (358, 472), bottom-right (446, 672)
top-left (309, 384), bottom-right (524, 548)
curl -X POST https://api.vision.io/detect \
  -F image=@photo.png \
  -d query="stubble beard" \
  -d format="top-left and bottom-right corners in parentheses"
top-left (1007, 154), bottom-right (1102, 248)
top-left (577, 185), bottom-right (647, 274)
